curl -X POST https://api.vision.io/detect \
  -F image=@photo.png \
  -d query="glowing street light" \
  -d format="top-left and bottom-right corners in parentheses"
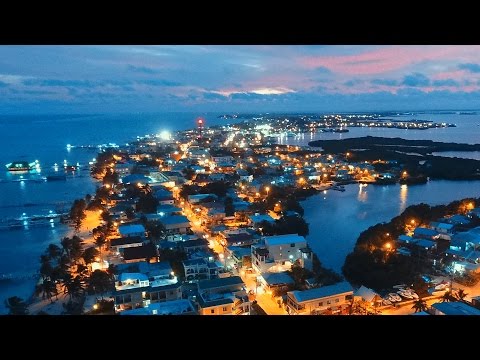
top-left (265, 186), bottom-right (270, 196)
top-left (411, 219), bottom-right (416, 225)
top-left (385, 242), bottom-right (392, 250)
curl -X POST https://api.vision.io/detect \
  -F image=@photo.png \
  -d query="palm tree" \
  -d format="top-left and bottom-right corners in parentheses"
top-left (60, 236), bottom-right (73, 258)
top-left (455, 289), bottom-right (468, 302)
top-left (47, 244), bottom-right (62, 261)
top-left (89, 270), bottom-right (114, 299)
top-left (39, 279), bottom-right (57, 303)
top-left (5, 296), bottom-right (28, 315)
top-left (411, 298), bottom-right (428, 313)
top-left (442, 290), bottom-right (454, 302)
top-left (61, 273), bottom-right (85, 300)
top-left (95, 235), bottom-right (106, 261)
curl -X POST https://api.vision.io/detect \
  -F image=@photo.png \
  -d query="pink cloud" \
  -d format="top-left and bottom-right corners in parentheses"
top-left (298, 46), bottom-right (480, 75)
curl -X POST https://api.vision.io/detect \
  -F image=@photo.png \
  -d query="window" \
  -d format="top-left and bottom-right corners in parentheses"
top-left (290, 243), bottom-right (295, 247)
top-left (335, 299), bottom-right (339, 303)
top-left (318, 302), bottom-right (323, 307)
top-left (327, 300), bottom-right (331, 305)
top-left (222, 307), bottom-right (228, 312)
top-left (211, 309), bottom-right (215, 314)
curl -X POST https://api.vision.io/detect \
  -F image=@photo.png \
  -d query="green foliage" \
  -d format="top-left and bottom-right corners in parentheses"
top-left (260, 216), bottom-right (309, 237)
top-left (82, 247), bottom-right (100, 265)
top-left (136, 193), bottom-right (159, 213)
top-left (89, 270), bottom-right (114, 296)
top-left (158, 248), bottom-right (188, 279)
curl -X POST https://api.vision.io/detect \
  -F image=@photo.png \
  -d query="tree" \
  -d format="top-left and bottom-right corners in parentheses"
top-left (5, 296), bottom-right (28, 315)
top-left (61, 273), bottom-right (85, 300)
top-left (60, 236), bottom-right (73, 259)
top-left (442, 290), bottom-right (455, 302)
top-left (224, 196), bottom-right (235, 217)
top-left (412, 298), bottom-right (428, 313)
top-left (89, 270), bottom-right (113, 298)
top-left (82, 247), bottom-right (99, 266)
top-left (136, 193), bottom-right (159, 213)
top-left (38, 279), bottom-right (57, 303)
top-left (47, 244), bottom-right (62, 261)
top-left (455, 288), bottom-right (468, 302)
top-left (182, 167), bottom-right (196, 181)
top-left (69, 199), bottom-right (87, 230)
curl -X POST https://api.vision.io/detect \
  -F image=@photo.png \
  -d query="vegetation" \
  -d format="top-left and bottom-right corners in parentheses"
top-left (158, 248), bottom-right (188, 279)
top-left (343, 197), bottom-right (480, 291)
top-left (259, 215), bottom-right (309, 237)
top-left (69, 199), bottom-right (87, 230)
top-left (224, 196), bottom-right (235, 217)
top-left (412, 298), bottom-right (428, 313)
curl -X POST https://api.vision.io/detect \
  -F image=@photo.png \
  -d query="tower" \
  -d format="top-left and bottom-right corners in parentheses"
top-left (196, 117), bottom-right (205, 139)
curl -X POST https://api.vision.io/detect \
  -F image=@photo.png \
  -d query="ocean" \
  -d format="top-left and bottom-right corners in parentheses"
top-left (0, 111), bottom-right (479, 313)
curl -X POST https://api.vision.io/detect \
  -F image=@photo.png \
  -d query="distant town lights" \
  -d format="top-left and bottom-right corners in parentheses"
top-left (159, 131), bottom-right (171, 141)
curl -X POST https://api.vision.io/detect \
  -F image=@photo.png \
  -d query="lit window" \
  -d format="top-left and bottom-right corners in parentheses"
top-left (211, 309), bottom-right (215, 314)
top-left (222, 307), bottom-right (228, 312)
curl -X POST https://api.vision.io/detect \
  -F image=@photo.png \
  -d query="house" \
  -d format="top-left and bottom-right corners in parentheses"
top-left (114, 282), bottom-right (182, 312)
top-left (122, 243), bottom-right (158, 263)
top-left (249, 214), bottom-right (275, 228)
top-left (196, 276), bottom-right (250, 315)
top-left (179, 238), bottom-right (210, 254)
top-left (115, 272), bottom-right (150, 291)
top-left (286, 281), bottom-right (354, 315)
top-left (354, 285), bottom-right (382, 307)
top-left (121, 174), bottom-right (151, 185)
top-left (188, 193), bottom-right (218, 204)
top-left (160, 215), bottom-right (191, 234)
top-left (110, 236), bottom-right (144, 253)
top-left (156, 204), bottom-right (182, 217)
top-left (118, 224), bottom-right (146, 238)
top-left (251, 234), bottom-right (308, 273)
top-left (450, 228), bottom-right (480, 251)
top-left (413, 227), bottom-right (440, 240)
top-left (183, 258), bottom-right (223, 282)
top-left (259, 272), bottom-right (294, 294)
top-left (153, 188), bottom-right (175, 205)
top-left (221, 229), bottom-right (256, 247)
top-left (119, 299), bottom-right (196, 315)
top-left (447, 214), bottom-right (471, 225)
top-left (227, 246), bottom-right (252, 268)
top-left (430, 301), bottom-right (480, 315)
top-left (236, 169), bottom-right (253, 183)
top-left (430, 221), bottom-right (454, 234)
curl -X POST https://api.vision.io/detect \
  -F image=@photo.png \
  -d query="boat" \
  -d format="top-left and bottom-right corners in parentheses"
top-left (434, 283), bottom-right (448, 291)
top-left (388, 293), bottom-right (402, 302)
top-left (397, 290), bottom-right (413, 299)
top-left (382, 299), bottom-right (392, 306)
top-left (5, 160), bottom-right (37, 172)
top-left (333, 128), bottom-right (349, 133)
top-left (393, 284), bottom-right (407, 289)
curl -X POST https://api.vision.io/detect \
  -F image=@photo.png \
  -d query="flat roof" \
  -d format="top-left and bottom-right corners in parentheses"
top-left (431, 301), bottom-right (480, 315)
top-left (161, 215), bottom-right (190, 225)
top-left (262, 272), bottom-right (294, 286)
top-left (289, 281), bottom-right (354, 303)
top-left (118, 272), bottom-right (148, 282)
top-left (122, 243), bottom-right (157, 261)
top-left (118, 224), bottom-right (146, 235)
top-left (111, 236), bottom-right (143, 247)
top-left (264, 234), bottom-right (306, 246)
top-left (120, 299), bottom-right (195, 315)
top-left (197, 276), bottom-right (244, 291)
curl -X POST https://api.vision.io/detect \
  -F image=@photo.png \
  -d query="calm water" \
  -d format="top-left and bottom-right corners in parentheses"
top-left (0, 111), bottom-right (479, 313)
top-left (302, 181), bottom-right (480, 273)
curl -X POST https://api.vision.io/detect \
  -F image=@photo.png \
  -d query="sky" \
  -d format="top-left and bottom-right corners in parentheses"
top-left (2, 45), bottom-right (480, 114)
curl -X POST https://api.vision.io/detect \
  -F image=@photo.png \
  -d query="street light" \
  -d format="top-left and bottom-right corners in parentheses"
top-left (265, 186), bottom-right (270, 197)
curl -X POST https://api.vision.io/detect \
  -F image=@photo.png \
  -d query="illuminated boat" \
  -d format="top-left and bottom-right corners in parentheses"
top-left (6, 161), bottom-right (37, 172)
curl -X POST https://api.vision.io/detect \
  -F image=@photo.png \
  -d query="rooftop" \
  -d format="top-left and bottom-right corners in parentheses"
top-left (161, 215), bottom-right (190, 225)
top-left (431, 301), bottom-right (480, 315)
top-left (111, 236), bottom-right (143, 247)
top-left (289, 281), bottom-right (354, 303)
top-left (198, 276), bottom-right (244, 291)
top-left (262, 272), bottom-right (294, 286)
top-left (264, 234), bottom-right (306, 247)
top-left (118, 224), bottom-right (146, 236)
top-left (119, 299), bottom-right (195, 315)
top-left (122, 243), bottom-right (158, 261)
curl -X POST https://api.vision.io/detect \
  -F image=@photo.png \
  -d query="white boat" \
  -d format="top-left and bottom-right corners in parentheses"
top-left (388, 293), bottom-right (402, 302)
top-left (398, 291), bottom-right (414, 299)
top-left (411, 292), bottom-right (419, 300)
top-left (382, 299), bottom-right (392, 306)
top-left (393, 284), bottom-right (407, 289)
top-left (435, 283), bottom-right (448, 291)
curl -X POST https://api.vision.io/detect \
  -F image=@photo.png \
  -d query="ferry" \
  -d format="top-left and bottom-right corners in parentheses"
top-left (6, 160), bottom-right (38, 172)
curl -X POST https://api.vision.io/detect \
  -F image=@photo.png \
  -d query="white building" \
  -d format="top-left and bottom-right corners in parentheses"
top-left (251, 234), bottom-right (308, 273)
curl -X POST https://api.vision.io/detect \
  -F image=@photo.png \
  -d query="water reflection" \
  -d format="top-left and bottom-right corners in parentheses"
top-left (399, 184), bottom-right (408, 212)
top-left (357, 183), bottom-right (368, 202)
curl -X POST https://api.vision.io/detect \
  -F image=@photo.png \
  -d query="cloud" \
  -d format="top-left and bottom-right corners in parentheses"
top-left (127, 65), bottom-right (158, 74)
top-left (24, 79), bottom-right (95, 87)
top-left (402, 73), bottom-right (430, 87)
top-left (432, 79), bottom-right (459, 87)
top-left (371, 79), bottom-right (398, 86)
top-left (458, 63), bottom-right (480, 73)
top-left (138, 79), bottom-right (182, 87)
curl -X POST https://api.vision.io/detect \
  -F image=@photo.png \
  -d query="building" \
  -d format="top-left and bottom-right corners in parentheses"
top-left (160, 215), bottom-right (191, 234)
top-left (179, 238), bottom-right (210, 254)
top-left (196, 276), bottom-right (250, 315)
top-left (119, 299), bottom-right (196, 315)
top-left (157, 204), bottom-right (182, 217)
top-left (183, 258), bottom-right (223, 282)
top-left (110, 236), bottom-right (144, 253)
top-left (118, 224), bottom-right (146, 238)
top-left (259, 272), bottom-right (294, 294)
top-left (122, 243), bottom-right (158, 263)
top-left (286, 281), bottom-right (354, 315)
top-left (354, 285), bottom-right (382, 307)
top-left (114, 283), bottom-right (182, 312)
top-left (430, 301), bottom-right (480, 315)
top-left (251, 234), bottom-right (308, 273)
top-left (188, 193), bottom-right (218, 204)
